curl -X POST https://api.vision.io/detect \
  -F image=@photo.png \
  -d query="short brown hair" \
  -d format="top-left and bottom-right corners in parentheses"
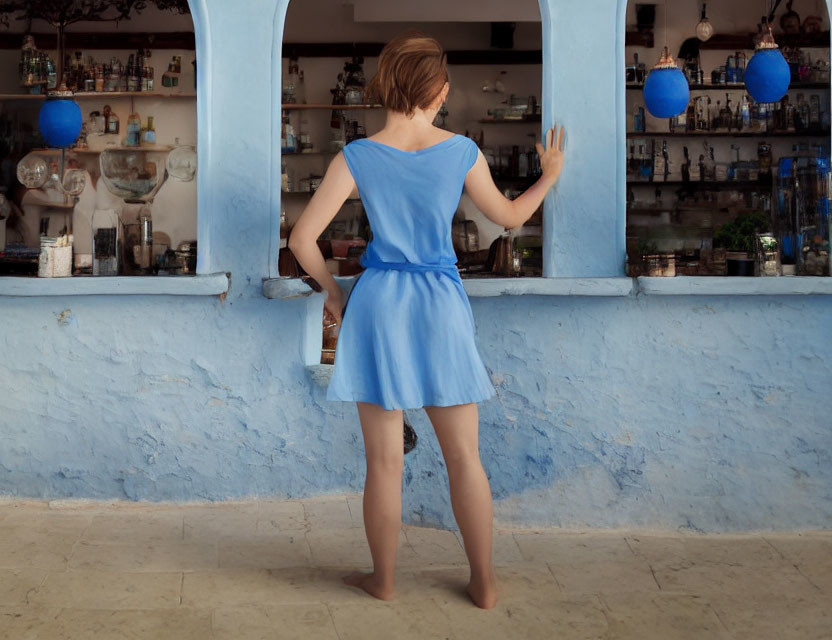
top-left (365, 29), bottom-right (449, 118)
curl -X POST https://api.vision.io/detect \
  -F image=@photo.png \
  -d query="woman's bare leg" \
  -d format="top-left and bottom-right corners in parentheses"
top-left (424, 403), bottom-right (497, 609)
top-left (342, 401), bottom-right (404, 600)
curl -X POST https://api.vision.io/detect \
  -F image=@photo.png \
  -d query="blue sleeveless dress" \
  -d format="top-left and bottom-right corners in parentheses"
top-left (325, 133), bottom-right (496, 410)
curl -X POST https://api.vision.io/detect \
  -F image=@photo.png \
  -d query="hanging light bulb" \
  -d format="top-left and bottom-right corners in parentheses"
top-left (643, 47), bottom-right (691, 118)
top-left (696, 2), bottom-right (715, 41)
top-left (744, 22), bottom-right (791, 104)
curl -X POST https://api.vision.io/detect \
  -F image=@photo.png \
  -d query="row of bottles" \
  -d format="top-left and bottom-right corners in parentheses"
top-left (63, 49), bottom-right (156, 93)
top-left (282, 56), bottom-right (307, 104)
top-left (78, 105), bottom-right (156, 148)
top-left (628, 138), bottom-right (774, 184)
top-left (665, 93), bottom-right (828, 134)
top-left (19, 35), bottom-right (56, 90)
top-left (775, 144), bottom-right (831, 275)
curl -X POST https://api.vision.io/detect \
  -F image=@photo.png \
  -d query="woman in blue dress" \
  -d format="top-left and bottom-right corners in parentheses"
top-left (289, 29), bottom-right (565, 609)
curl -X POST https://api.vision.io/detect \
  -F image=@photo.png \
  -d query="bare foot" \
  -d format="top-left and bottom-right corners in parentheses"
top-left (342, 571), bottom-right (395, 601)
top-left (466, 572), bottom-right (498, 609)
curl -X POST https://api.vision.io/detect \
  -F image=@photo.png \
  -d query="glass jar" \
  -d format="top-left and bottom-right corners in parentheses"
top-left (92, 209), bottom-right (120, 276)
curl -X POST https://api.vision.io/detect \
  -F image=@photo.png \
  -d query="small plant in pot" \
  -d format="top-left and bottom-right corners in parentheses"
top-left (713, 210), bottom-right (771, 276)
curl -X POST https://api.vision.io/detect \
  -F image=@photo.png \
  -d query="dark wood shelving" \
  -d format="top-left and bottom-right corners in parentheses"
top-left (627, 129), bottom-right (830, 138)
top-left (626, 83), bottom-right (831, 91)
top-left (282, 103), bottom-right (382, 110)
top-left (697, 31), bottom-right (830, 51)
top-left (0, 32), bottom-right (195, 50)
top-left (478, 116), bottom-right (541, 123)
top-left (282, 42), bottom-right (542, 64)
top-left (628, 180), bottom-right (773, 190)
top-left (625, 31), bottom-right (655, 48)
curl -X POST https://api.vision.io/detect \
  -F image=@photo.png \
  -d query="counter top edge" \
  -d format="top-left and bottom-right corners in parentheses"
top-left (0, 272), bottom-right (230, 296)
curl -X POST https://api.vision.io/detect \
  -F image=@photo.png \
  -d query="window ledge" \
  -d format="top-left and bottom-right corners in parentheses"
top-left (0, 273), bottom-right (230, 297)
top-left (462, 277), bottom-right (633, 297)
top-left (262, 275), bottom-right (634, 299)
top-left (636, 276), bottom-right (832, 296)
top-left (264, 275), bottom-right (832, 300)
top-left (306, 363), bottom-right (334, 387)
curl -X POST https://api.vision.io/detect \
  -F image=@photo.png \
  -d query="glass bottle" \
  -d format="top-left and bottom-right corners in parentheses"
top-left (283, 56), bottom-right (299, 104)
top-left (143, 116), bottom-right (156, 144)
top-left (107, 58), bottom-right (120, 92)
top-left (297, 68), bottom-right (306, 104)
top-left (809, 94), bottom-right (821, 129)
top-left (126, 111), bottom-right (142, 147)
top-left (104, 105), bottom-right (120, 135)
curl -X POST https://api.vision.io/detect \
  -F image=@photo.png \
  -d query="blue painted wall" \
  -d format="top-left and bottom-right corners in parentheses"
top-left (0, 0), bottom-right (830, 532)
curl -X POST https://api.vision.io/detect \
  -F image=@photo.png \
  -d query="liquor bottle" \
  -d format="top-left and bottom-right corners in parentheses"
top-left (95, 66), bottom-right (104, 92)
top-left (720, 95), bottom-right (733, 131)
top-left (742, 95), bottom-right (751, 130)
top-left (797, 93), bottom-right (810, 131)
top-left (283, 56), bottom-right (299, 104)
top-left (104, 105), bottom-right (120, 135)
top-left (135, 49), bottom-right (144, 91)
top-left (633, 105), bottom-right (645, 133)
top-left (46, 58), bottom-right (57, 90)
top-left (143, 116), bottom-right (156, 144)
top-left (297, 68), bottom-right (307, 104)
top-left (127, 54), bottom-right (136, 92)
top-left (681, 146), bottom-right (691, 182)
top-left (652, 141), bottom-right (665, 182)
top-left (809, 94), bottom-right (821, 129)
top-left (107, 58), bottom-right (120, 92)
top-left (126, 111), bottom-right (142, 147)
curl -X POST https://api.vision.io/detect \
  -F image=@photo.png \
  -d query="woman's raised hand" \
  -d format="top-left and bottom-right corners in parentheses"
top-left (535, 124), bottom-right (566, 187)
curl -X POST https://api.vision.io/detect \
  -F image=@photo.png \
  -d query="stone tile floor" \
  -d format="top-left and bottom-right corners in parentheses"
top-left (0, 493), bottom-right (829, 639)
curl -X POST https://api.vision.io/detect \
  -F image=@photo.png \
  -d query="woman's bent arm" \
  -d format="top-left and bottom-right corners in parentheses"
top-left (463, 125), bottom-right (566, 230)
top-left (288, 151), bottom-right (356, 321)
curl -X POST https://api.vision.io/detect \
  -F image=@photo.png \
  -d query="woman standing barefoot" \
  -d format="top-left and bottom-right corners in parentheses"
top-left (289, 29), bottom-right (565, 610)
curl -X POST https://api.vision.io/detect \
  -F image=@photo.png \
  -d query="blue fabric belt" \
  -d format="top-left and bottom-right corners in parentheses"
top-left (360, 253), bottom-right (460, 277)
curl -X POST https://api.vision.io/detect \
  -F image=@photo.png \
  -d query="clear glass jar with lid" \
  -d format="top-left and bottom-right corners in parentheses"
top-left (92, 208), bottom-right (120, 276)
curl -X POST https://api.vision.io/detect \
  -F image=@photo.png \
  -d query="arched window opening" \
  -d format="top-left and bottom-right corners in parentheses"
top-left (279, 3), bottom-right (544, 364)
top-left (626, 0), bottom-right (831, 278)
top-left (0, 1), bottom-right (198, 278)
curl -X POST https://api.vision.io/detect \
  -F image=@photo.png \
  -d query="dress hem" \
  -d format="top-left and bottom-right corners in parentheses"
top-left (325, 388), bottom-right (496, 411)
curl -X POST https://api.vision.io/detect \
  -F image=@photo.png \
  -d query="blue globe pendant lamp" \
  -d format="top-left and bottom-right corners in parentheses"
top-left (39, 86), bottom-right (82, 148)
top-left (37, 23), bottom-right (82, 149)
top-left (744, 24), bottom-right (791, 104)
top-left (643, 47), bottom-right (691, 118)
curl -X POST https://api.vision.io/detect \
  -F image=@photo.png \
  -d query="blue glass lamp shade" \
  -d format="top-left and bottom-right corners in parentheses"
top-left (38, 95), bottom-right (82, 148)
top-left (745, 29), bottom-right (790, 104)
top-left (643, 48), bottom-right (690, 118)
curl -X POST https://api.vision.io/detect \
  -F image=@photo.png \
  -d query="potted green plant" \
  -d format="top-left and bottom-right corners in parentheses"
top-left (713, 210), bottom-right (771, 276)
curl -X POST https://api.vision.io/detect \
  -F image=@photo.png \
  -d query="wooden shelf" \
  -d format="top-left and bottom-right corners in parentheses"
top-left (625, 31), bottom-right (655, 48)
top-left (698, 31), bottom-right (830, 50)
top-left (626, 83), bottom-right (831, 91)
top-left (0, 31), bottom-right (195, 50)
top-left (628, 180), bottom-right (773, 190)
top-left (282, 103), bottom-right (382, 110)
top-left (478, 116), bottom-right (541, 123)
top-left (282, 151), bottom-right (338, 156)
top-left (627, 129), bottom-right (830, 138)
top-left (282, 43), bottom-right (542, 65)
top-left (0, 92), bottom-right (196, 100)
top-left (31, 145), bottom-right (174, 154)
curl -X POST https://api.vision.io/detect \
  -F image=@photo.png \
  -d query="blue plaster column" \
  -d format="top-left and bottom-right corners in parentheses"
top-left (541, 0), bottom-right (627, 277)
top-left (196, 0), bottom-right (284, 297)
